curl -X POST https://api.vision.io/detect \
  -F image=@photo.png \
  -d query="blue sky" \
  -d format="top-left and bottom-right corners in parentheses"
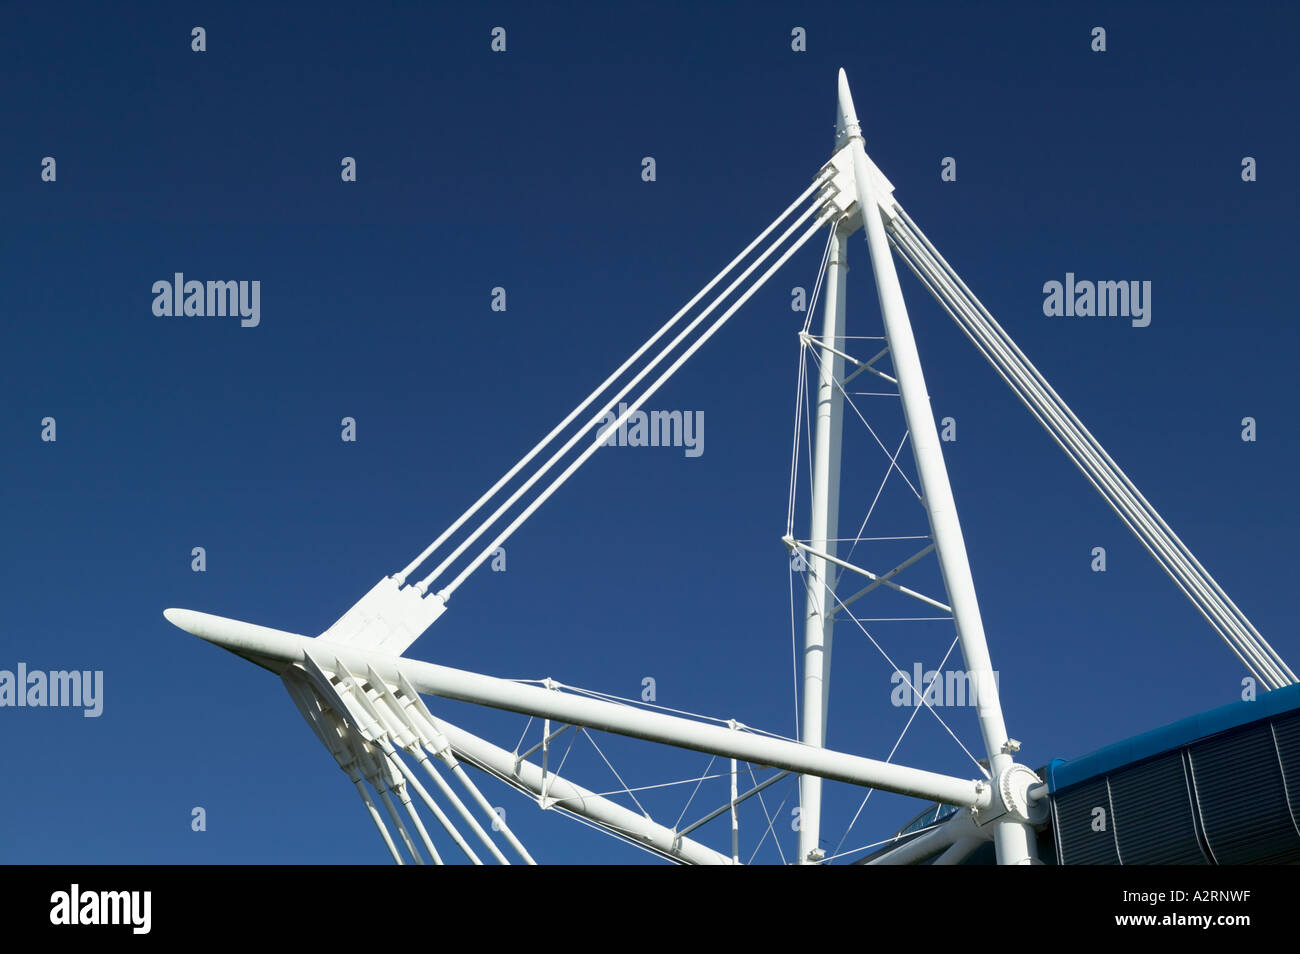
top-left (1, 1), bottom-right (1297, 864)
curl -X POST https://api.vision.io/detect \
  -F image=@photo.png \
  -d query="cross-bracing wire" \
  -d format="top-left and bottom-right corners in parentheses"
top-left (794, 562), bottom-right (987, 776)
top-left (587, 768), bottom-right (735, 801)
top-left (550, 683), bottom-right (797, 743)
top-left (835, 430), bottom-right (912, 587)
top-left (746, 767), bottom-right (796, 865)
top-left (786, 221), bottom-right (841, 537)
top-left (828, 634), bottom-right (963, 860)
top-left (673, 755), bottom-right (718, 830)
top-left (805, 343), bottom-right (921, 500)
top-left (459, 747), bottom-right (693, 864)
top-left (819, 814), bottom-right (954, 865)
top-left (511, 715), bottom-right (535, 755)
top-left (583, 728), bottom-right (652, 820)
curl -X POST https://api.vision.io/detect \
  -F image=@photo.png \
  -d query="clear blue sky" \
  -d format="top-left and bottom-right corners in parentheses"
top-left (1, 0), bottom-right (1296, 863)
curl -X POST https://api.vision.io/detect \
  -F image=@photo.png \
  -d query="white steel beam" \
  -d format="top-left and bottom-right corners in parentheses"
top-left (432, 714), bottom-right (731, 864)
top-left (164, 608), bottom-right (993, 811)
top-left (933, 836), bottom-right (985, 865)
top-left (861, 809), bottom-right (989, 866)
top-left (828, 543), bottom-right (938, 619)
top-left (680, 769), bottom-right (791, 838)
top-left (798, 222), bottom-right (848, 864)
top-left (836, 69), bottom-right (1038, 864)
top-left (789, 538), bottom-right (950, 612)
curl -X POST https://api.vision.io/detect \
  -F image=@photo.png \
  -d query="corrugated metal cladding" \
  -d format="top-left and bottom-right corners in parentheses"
top-left (1190, 723), bottom-right (1300, 864)
top-left (1053, 779), bottom-right (1119, 864)
top-left (1276, 711), bottom-right (1300, 821)
top-left (1054, 712), bottom-right (1300, 864)
top-left (1111, 752), bottom-right (1209, 864)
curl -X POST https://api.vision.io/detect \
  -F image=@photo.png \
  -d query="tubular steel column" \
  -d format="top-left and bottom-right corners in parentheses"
top-left (798, 224), bottom-right (848, 864)
top-left (837, 69), bottom-right (1037, 864)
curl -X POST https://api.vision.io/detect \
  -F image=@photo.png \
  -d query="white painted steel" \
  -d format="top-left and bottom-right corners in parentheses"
top-left (789, 538), bottom-right (951, 613)
top-left (431, 210), bottom-right (838, 602)
top-left (933, 836), bottom-right (985, 865)
top-left (164, 69), bottom-right (1289, 867)
top-left (798, 223), bottom-right (848, 864)
top-left (885, 208), bottom-right (1295, 688)
top-left (164, 608), bottom-right (992, 811)
top-left (730, 758), bottom-right (740, 864)
top-left (861, 809), bottom-right (989, 866)
top-left (418, 202), bottom-right (831, 600)
top-left (395, 175), bottom-right (832, 587)
top-left (837, 69), bottom-right (1038, 864)
top-left (433, 716), bottom-right (731, 865)
top-left (679, 770), bottom-right (791, 837)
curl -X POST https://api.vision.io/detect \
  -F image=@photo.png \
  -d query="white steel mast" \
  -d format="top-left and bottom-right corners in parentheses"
top-left (836, 70), bottom-right (1038, 863)
top-left (797, 221), bottom-right (848, 864)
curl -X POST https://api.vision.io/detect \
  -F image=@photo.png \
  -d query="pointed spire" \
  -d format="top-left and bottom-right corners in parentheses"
top-left (834, 68), bottom-right (861, 149)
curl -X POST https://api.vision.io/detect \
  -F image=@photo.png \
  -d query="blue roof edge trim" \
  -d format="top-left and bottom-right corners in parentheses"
top-left (1047, 682), bottom-right (1300, 793)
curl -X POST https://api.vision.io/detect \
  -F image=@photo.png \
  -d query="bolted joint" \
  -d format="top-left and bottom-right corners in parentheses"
top-left (974, 764), bottom-right (1049, 828)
